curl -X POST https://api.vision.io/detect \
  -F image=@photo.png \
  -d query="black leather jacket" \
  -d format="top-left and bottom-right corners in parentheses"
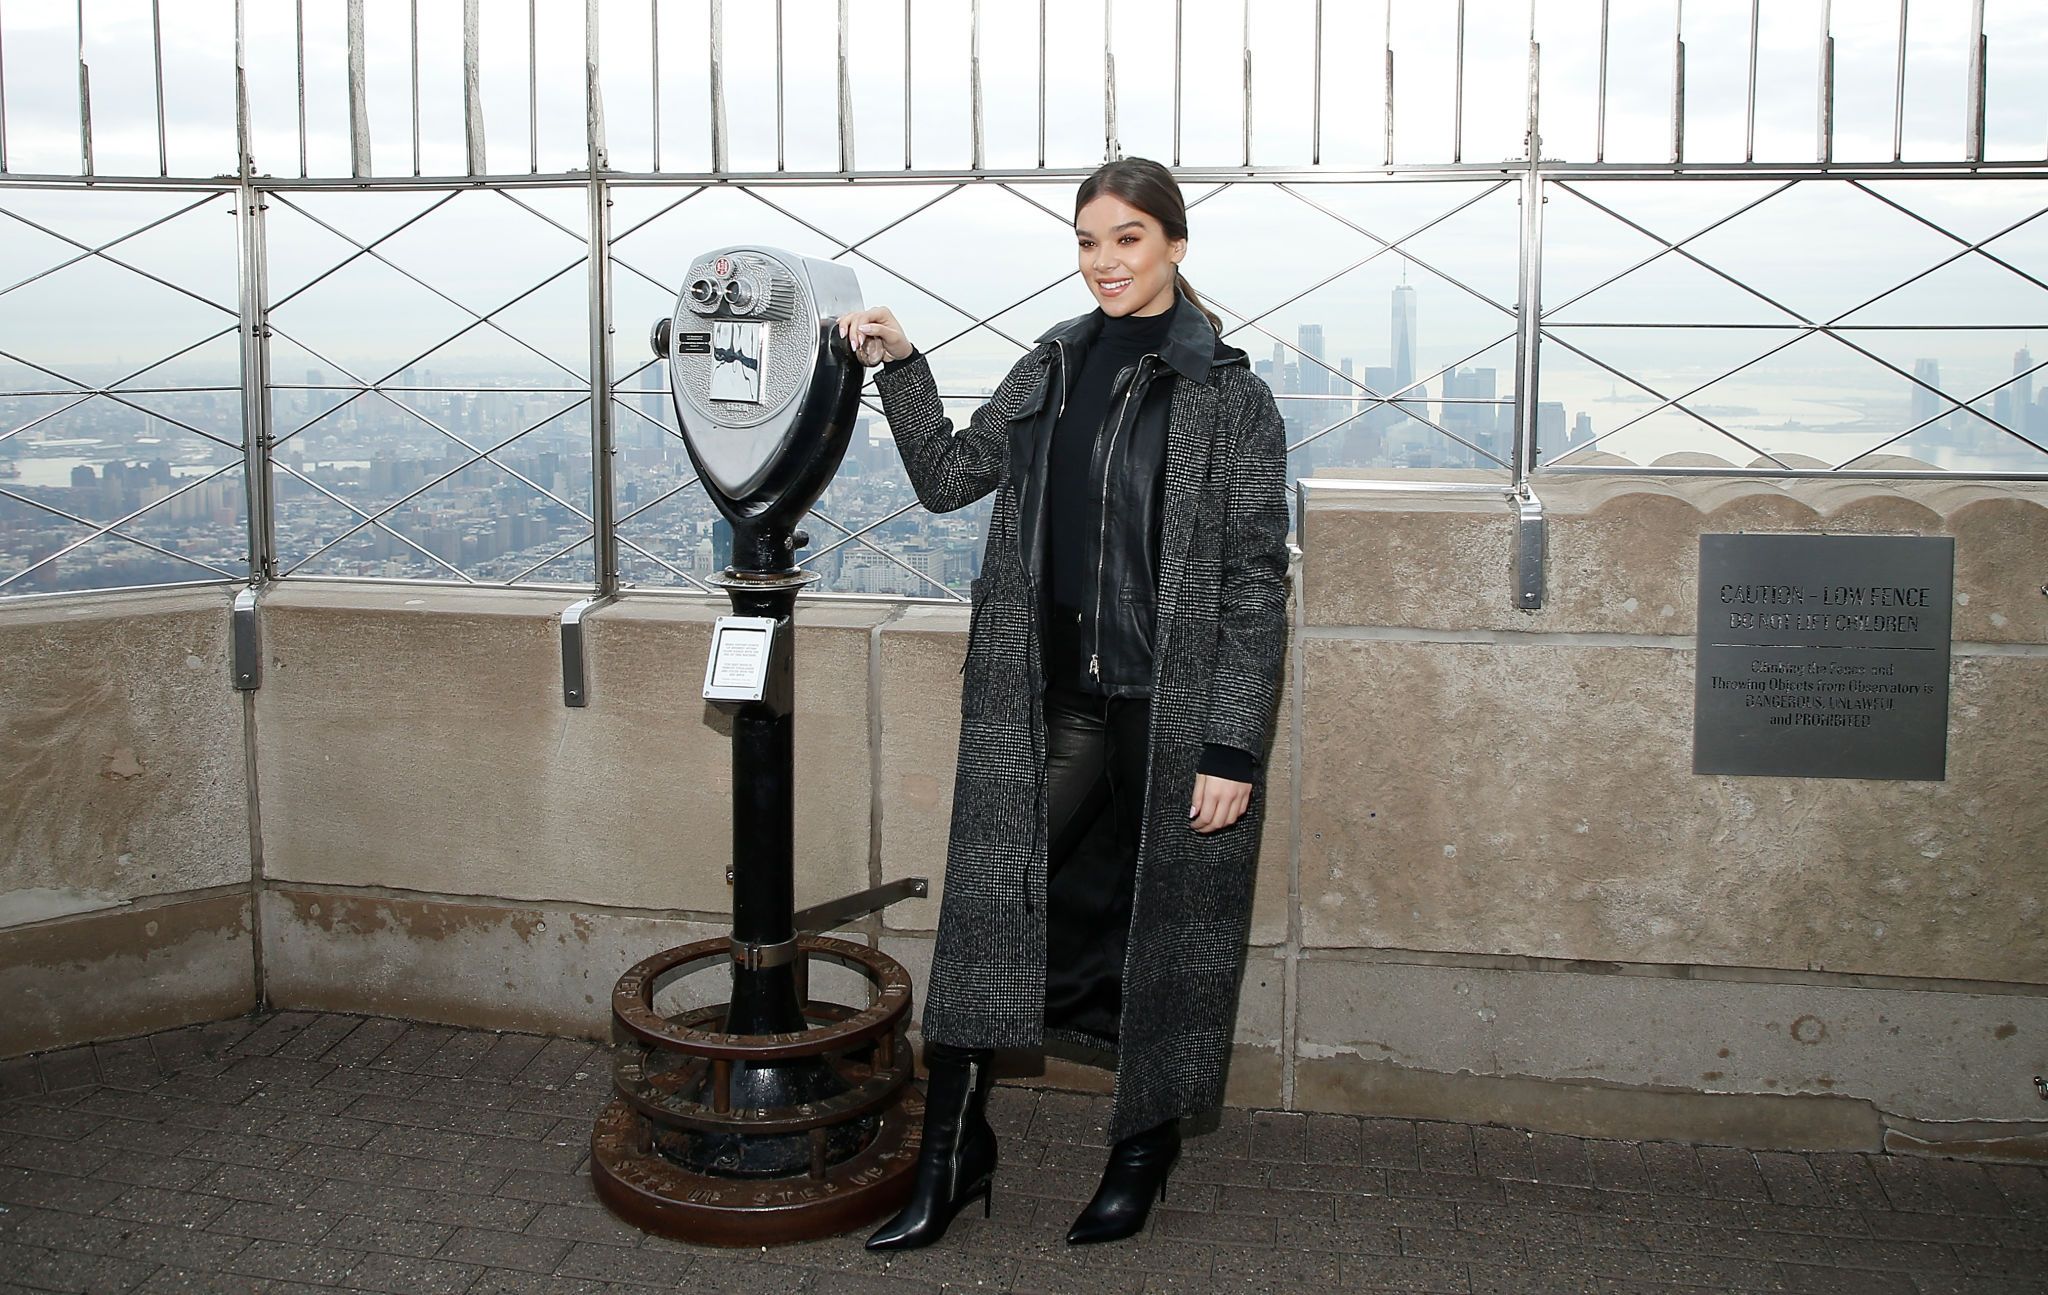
top-left (1019, 298), bottom-right (1251, 698)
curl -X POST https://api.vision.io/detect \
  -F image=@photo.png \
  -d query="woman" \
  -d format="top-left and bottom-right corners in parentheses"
top-left (836, 157), bottom-right (1289, 1249)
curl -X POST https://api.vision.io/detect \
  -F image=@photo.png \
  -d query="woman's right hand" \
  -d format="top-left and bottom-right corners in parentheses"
top-left (836, 307), bottom-right (914, 368)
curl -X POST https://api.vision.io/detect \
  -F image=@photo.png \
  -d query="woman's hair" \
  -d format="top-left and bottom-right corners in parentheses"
top-left (1075, 157), bottom-right (1224, 334)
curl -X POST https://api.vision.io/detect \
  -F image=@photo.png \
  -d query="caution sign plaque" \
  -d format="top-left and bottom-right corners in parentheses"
top-left (1693, 533), bottom-right (1954, 781)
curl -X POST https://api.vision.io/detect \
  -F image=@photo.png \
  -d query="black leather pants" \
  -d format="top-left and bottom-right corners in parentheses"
top-left (1042, 685), bottom-right (1151, 1042)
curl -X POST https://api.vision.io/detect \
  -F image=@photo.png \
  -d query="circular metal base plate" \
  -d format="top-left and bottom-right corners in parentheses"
top-left (589, 1085), bottom-right (924, 1247)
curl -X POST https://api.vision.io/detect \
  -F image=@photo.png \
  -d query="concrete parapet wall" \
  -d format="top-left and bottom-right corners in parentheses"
top-left (0, 587), bottom-right (255, 1054)
top-left (3, 473), bottom-right (2044, 1155)
top-left (1294, 473), bottom-right (2047, 1152)
top-left (0, 587), bottom-right (250, 913)
top-left (253, 585), bottom-right (876, 915)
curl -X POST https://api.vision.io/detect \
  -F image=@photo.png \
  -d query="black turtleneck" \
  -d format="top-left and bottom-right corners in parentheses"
top-left (1045, 301), bottom-right (1178, 617)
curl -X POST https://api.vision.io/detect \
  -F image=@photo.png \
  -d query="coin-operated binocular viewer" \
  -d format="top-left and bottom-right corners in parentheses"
top-left (591, 249), bottom-right (926, 1245)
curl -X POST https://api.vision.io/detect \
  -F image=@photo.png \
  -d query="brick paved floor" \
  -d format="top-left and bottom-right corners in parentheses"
top-left (1, 1013), bottom-right (2042, 1295)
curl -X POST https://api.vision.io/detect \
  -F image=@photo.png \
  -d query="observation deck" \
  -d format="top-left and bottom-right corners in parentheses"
top-left (4, 0), bottom-right (2047, 1284)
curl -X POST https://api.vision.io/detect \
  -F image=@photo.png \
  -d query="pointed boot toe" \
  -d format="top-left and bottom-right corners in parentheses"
top-left (1066, 1119), bottom-right (1180, 1246)
top-left (865, 1043), bottom-right (997, 1252)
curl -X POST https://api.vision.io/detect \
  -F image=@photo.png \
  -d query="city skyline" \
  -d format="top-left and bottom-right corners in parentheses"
top-left (10, 259), bottom-right (2043, 597)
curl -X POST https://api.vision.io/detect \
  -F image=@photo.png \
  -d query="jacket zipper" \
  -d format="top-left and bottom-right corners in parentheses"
top-left (1089, 355), bottom-right (1154, 681)
top-left (948, 1055), bottom-right (982, 1187)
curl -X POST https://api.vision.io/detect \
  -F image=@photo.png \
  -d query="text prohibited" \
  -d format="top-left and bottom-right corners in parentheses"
top-left (1694, 533), bottom-right (1954, 781)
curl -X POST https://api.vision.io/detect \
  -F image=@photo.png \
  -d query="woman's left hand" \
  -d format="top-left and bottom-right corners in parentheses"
top-left (1189, 774), bottom-right (1252, 834)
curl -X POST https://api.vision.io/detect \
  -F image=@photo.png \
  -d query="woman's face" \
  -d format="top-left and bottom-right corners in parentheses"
top-left (1075, 193), bottom-right (1186, 319)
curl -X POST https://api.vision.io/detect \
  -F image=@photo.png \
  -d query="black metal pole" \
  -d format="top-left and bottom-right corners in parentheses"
top-left (723, 580), bottom-right (803, 1038)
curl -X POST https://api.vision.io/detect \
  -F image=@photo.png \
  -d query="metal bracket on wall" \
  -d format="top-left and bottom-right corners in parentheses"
top-left (560, 594), bottom-right (616, 708)
top-left (1514, 488), bottom-right (1546, 611)
top-left (793, 877), bottom-right (930, 935)
top-left (231, 587), bottom-right (262, 691)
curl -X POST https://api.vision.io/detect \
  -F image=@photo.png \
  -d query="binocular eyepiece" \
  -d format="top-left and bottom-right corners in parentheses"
top-left (649, 246), bottom-right (865, 576)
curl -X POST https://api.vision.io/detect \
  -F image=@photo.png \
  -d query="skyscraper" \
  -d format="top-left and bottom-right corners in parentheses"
top-left (1391, 283), bottom-right (1417, 396)
top-left (2014, 348), bottom-right (2034, 439)
top-left (1911, 358), bottom-right (1942, 427)
top-left (1441, 366), bottom-right (1497, 464)
top-left (1298, 324), bottom-right (1327, 398)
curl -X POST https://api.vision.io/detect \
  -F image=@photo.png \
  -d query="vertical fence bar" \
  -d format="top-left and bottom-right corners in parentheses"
top-left (346, 0), bottom-right (369, 177)
top-left (710, 0), bottom-right (728, 173)
top-left (1311, 0), bottom-right (1322, 164)
top-left (909, 0), bottom-right (917, 169)
top-left (972, 0), bottom-right (985, 169)
top-left (464, 0), bottom-right (484, 174)
top-left (1965, 0), bottom-right (1986, 163)
top-left (1383, 3), bottom-right (1394, 167)
top-left (587, 0), bottom-right (616, 596)
top-left (76, 0), bottom-right (91, 175)
top-left (838, 0), bottom-right (853, 172)
top-left (409, 0), bottom-right (421, 175)
top-left (1453, 0), bottom-right (1465, 164)
top-left (1818, 0), bottom-right (1833, 163)
top-left (651, 0), bottom-right (661, 171)
top-left (0, 0), bottom-right (8, 173)
top-left (1241, 0), bottom-right (1252, 167)
top-left (1101, 0), bottom-right (1115, 162)
top-left (1672, 0), bottom-right (1685, 165)
top-left (238, 193), bottom-right (275, 582)
top-left (237, 0), bottom-right (249, 172)
top-left (152, 0), bottom-right (167, 175)
top-left (1892, 0), bottom-right (1907, 162)
top-left (295, 0), bottom-right (307, 176)
top-left (235, 0), bottom-right (273, 584)
top-left (1513, 37), bottom-right (1543, 493)
top-left (1596, 0), bottom-right (1609, 162)
top-left (1039, 0), bottom-right (1049, 168)
top-left (1171, 0), bottom-right (1181, 166)
top-left (775, 0), bottom-right (785, 172)
top-left (1743, 0), bottom-right (1758, 163)
top-left (235, 0), bottom-right (250, 172)
top-left (529, 0), bottom-right (539, 172)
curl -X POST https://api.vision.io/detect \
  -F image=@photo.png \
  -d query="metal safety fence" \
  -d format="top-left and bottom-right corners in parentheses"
top-left (0, 0), bottom-right (2043, 600)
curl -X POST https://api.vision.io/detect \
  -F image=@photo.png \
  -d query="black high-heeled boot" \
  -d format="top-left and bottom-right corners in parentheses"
top-left (1065, 1118), bottom-right (1180, 1245)
top-left (865, 1042), bottom-right (997, 1251)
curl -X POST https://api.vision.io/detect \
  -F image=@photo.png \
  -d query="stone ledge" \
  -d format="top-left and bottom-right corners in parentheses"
top-left (260, 886), bottom-right (729, 1040)
top-left (1302, 474), bottom-right (2048, 642)
top-left (1291, 954), bottom-right (2048, 1128)
top-left (0, 890), bottom-right (255, 1057)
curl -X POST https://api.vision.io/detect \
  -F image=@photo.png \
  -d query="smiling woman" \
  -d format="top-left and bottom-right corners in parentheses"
top-left (834, 156), bottom-right (1289, 1253)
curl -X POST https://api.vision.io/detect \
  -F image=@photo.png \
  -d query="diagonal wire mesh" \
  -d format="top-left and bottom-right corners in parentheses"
top-left (1539, 177), bottom-right (2048, 473)
top-left (0, 189), bottom-right (245, 595)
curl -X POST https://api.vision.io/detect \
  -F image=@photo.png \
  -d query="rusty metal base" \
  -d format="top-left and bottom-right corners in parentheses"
top-left (589, 1084), bottom-right (924, 1246)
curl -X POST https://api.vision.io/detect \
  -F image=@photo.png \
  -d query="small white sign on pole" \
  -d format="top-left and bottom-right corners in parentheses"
top-left (703, 615), bottom-right (779, 703)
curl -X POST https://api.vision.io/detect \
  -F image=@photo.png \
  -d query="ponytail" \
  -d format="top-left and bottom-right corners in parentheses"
top-left (1175, 269), bottom-right (1224, 335)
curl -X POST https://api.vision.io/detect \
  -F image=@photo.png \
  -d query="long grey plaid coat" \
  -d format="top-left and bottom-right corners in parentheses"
top-left (872, 310), bottom-right (1289, 1141)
